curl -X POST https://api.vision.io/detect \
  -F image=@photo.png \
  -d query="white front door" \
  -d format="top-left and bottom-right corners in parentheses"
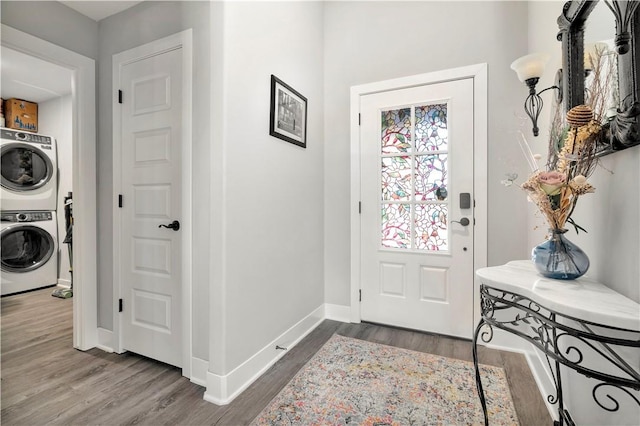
top-left (359, 78), bottom-right (475, 338)
top-left (118, 46), bottom-right (183, 367)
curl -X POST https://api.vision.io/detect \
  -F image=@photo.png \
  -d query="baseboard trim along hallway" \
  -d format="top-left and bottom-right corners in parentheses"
top-left (204, 304), bottom-right (325, 405)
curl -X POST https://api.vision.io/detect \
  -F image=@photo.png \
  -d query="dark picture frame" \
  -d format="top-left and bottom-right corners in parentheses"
top-left (269, 75), bottom-right (307, 148)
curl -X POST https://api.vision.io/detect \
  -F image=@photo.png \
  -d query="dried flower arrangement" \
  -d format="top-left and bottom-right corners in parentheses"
top-left (517, 105), bottom-right (599, 233)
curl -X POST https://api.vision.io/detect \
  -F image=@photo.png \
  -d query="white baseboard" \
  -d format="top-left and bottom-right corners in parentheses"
top-left (57, 279), bottom-right (71, 288)
top-left (97, 326), bottom-right (208, 387)
top-left (190, 356), bottom-right (208, 387)
top-left (96, 327), bottom-right (114, 353)
top-left (526, 349), bottom-right (558, 422)
top-left (204, 304), bottom-right (325, 405)
top-left (485, 339), bottom-right (557, 422)
top-left (324, 303), bottom-right (351, 323)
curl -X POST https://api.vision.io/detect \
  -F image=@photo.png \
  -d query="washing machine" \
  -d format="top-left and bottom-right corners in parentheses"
top-left (1, 210), bottom-right (58, 296)
top-left (1, 128), bottom-right (58, 212)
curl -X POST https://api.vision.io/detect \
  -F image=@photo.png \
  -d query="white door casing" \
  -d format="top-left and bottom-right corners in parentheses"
top-left (360, 79), bottom-right (474, 338)
top-left (113, 30), bottom-right (192, 373)
top-left (350, 64), bottom-right (488, 336)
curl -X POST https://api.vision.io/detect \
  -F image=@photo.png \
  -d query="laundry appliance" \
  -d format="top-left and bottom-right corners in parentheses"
top-left (1, 128), bottom-right (57, 211)
top-left (1, 210), bottom-right (58, 295)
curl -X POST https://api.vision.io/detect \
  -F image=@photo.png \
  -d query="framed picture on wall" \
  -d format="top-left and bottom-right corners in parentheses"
top-left (269, 75), bottom-right (307, 148)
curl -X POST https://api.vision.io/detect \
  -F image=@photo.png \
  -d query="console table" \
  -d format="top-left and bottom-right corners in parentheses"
top-left (472, 260), bottom-right (640, 425)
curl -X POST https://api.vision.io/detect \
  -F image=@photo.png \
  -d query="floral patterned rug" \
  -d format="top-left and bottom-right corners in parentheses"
top-left (251, 334), bottom-right (518, 425)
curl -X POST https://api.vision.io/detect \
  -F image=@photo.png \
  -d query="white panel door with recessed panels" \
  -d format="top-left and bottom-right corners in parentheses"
top-left (118, 46), bottom-right (183, 367)
top-left (360, 78), bottom-right (475, 338)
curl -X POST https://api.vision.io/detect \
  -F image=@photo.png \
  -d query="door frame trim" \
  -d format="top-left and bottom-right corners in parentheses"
top-left (112, 29), bottom-right (193, 376)
top-left (349, 63), bottom-right (488, 331)
top-left (1, 24), bottom-right (98, 350)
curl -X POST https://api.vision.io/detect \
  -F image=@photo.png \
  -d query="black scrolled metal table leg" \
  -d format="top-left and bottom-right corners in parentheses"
top-left (473, 319), bottom-right (489, 426)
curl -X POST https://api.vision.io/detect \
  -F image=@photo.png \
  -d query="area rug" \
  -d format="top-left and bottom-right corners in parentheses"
top-left (251, 334), bottom-right (518, 425)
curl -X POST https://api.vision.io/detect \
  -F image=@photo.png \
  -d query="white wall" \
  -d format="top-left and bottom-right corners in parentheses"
top-left (97, 1), bottom-right (211, 360)
top-left (39, 95), bottom-right (73, 286)
top-left (0, 1), bottom-right (98, 60)
top-left (528, 2), bottom-right (640, 424)
top-left (209, 1), bottom-right (325, 375)
top-left (323, 1), bottom-right (531, 306)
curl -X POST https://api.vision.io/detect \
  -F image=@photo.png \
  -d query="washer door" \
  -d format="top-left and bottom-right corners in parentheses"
top-left (0, 142), bottom-right (54, 192)
top-left (1, 225), bottom-right (55, 273)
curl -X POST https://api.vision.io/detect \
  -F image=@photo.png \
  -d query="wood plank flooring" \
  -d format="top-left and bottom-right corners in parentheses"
top-left (1, 287), bottom-right (552, 425)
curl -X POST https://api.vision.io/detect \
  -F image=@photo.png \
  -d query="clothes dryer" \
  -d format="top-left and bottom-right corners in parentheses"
top-left (1, 128), bottom-right (57, 211)
top-left (1, 210), bottom-right (58, 295)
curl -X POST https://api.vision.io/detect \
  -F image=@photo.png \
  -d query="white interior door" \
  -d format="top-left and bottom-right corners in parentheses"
top-left (359, 78), bottom-right (475, 338)
top-left (118, 47), bottom-right (183, 367)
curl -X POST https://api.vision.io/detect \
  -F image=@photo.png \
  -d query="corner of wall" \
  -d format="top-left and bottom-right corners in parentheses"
top-left (96, 327), bottom-right (115, 353)
top-left (324, 303), bottom-right (351, 323)
top-left (204, 304), bottom-right (324, 405)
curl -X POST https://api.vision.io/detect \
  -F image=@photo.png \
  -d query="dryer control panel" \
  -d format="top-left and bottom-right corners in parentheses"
top-left (1, 211), bottom-right (53, 222)
top-left (1, 128), bottom-right (52, 145)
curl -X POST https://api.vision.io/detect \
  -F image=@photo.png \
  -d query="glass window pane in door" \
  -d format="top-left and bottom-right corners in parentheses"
top-left (415, 204), bottom-right (448, 251)
top-left (381, 203), bottom-right (411, 249)
top-left (381, 108), bottom-right (412, 154)
top-left (381, 156), bottom-right (411, 201)
top-left (415, 154), bottom-right (447, 201)
top-left (415, 104), bottom-right (447, 152)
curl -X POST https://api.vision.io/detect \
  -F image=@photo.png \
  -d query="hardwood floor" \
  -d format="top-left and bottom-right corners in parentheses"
top-left (1, 287), bottom-right (552, 425)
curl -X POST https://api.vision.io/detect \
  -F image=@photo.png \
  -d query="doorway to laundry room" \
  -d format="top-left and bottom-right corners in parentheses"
top-left (1, 47), bottom-right (74, 297)
top-left (1, 25), bottom-right (97, 350)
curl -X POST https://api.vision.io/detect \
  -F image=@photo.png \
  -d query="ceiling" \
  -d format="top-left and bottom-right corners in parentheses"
top-left (59, 0), bottom-right (143, 22)
top-left (1, 1), bottom-right (144, 105)
top-left (1, 46), bottom-right (73, 104)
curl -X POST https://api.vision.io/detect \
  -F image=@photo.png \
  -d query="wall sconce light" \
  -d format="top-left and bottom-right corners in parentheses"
top-left (511, 53), bottom-right (561, 137)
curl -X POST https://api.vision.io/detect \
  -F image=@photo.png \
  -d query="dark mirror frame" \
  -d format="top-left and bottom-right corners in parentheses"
top-left (557, 0), bottom-right (640, 155)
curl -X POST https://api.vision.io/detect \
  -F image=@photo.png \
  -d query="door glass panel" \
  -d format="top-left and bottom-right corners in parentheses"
top-left (415, 204), bottom-right (448, 250)
top-left (415, 154), bottom-right (447, 201)
top-left (415, 104), bottom-right (448, 152)
top-left (380, 104), bottom-right (449, 251)
top-left (381, 156), bottom-right (411, 201)
top-left (381, 108), bottom-right (411, 153)
top-left (1, 147), bottom-right (50, 190)
top-left (381, 203), bottom-right (411, 249)
top-left (1, 227), bottom-right (53, 272)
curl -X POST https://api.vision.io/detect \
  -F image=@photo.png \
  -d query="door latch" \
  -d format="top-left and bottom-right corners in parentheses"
top-left (451, 217), bottom-right (470, 227)
top-left (158, 220), bottom-right (180, 231)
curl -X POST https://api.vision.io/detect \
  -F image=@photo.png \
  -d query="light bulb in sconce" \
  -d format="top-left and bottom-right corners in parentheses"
top-left (510, 52), bottom-right (560, 137)
top-left (584, 42), bottom-right (609, 73)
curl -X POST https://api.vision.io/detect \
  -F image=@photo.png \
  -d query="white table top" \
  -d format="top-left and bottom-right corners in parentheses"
top-left (476, 260), bottom-right (640, 331)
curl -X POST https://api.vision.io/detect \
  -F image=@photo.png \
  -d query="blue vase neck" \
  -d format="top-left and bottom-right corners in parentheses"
top-left (549, 228), bottom-right (568, 236)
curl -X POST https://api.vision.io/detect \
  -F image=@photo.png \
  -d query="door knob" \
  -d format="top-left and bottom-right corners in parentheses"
top-left (158, 220), bottom-right (180, 231)
top-left (451, 217), bottom-right (470, 227)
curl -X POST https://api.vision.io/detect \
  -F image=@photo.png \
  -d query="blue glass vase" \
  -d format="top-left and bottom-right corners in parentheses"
top-left (532, 228), bottom-right (590, 280)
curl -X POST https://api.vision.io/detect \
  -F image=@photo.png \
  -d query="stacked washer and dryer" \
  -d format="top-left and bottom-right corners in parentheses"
top-left (1, 128), bottom-right (59, 296)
